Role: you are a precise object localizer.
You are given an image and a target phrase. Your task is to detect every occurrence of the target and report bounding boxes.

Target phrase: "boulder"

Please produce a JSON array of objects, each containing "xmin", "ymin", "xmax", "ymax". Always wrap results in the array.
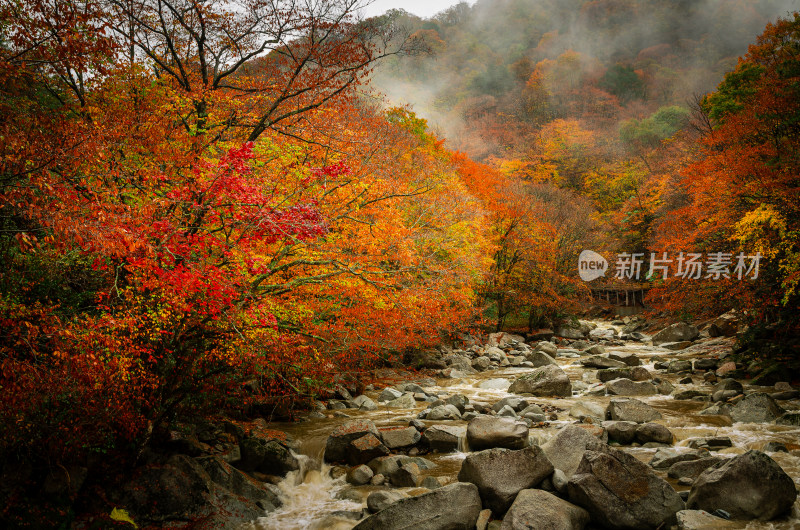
[
  {"xmin": 472, "ymin": 356, "xmax": 492, "ymax": 371},
  {"xmin": 390, "ymin": 462, "xmax": 420, "ymax": 487},
  {"xmin": 605, "ymin": 378, "xmax": 657, "ymax": 396},
  {"xmin": 492, "ymin": 396, "xmax": 530, "ymax": 413},
  {"xmin": 445, "ymin": 394, "xmax": 470, "ymax": 413},
  {"xmin": 708, "ymin": 311, "xmax": 741, "ymax": 337},
  {"xmin": 541, "ymin": 424, "xmax": 603, "ymax": 478},
  {"xmin": 667, "ymin": 360, "xmax": 693, "ymax": 373},
  {"xmin": 590, "ymin": 328, "xmax": 617, "ymax": 340},
  {"xmin": 567, "ymin": 443, "xmax": 685, "ymax": 529},
  {"xmin": 352, "ymin": 395, "xmax": 378, "ymax": 411},
  {"xmin": 118, "ymin": 454, "xmax": 275, "ymax": 527},
  {"xmin": 347, "ymin": 433, "xmax": 390, "ymax": 465},
  {"xmin": 730, "ymin": 393, "xmax": 785, "ymax": 423},
  {"xmin": 197, "ymin": 456, "xmax": 281, "ymax": 512},
  {"xmin": 500, "ymin": 489, "xmax": 590, "ymax": 530},
  {"xmin": 583, "ymin": 344, "xmax": 605, "ymax": 356},
  {"xmin": 380, "ymin": 427, "xmax": 421, "ymax": 450},
  {"xmin": 427, "ymin": 404, "xmax": 462, "ymax": 421},
  {"xmin": 603, "ymin": 421, "xmax": 638, "ymax": 445},
  {"xmin": 366, "ymin": 490, "xmax": 408, "ymax": 513},
  {"xmin": 597, "ymin": 367, "xmax": 652, "ymax": 383},
  {"xmin": 238, "ymin": 438, "xmax": 299, "ymax": 476},
  {"xmin": 581, "ymin": 356, "xmax": 628, "ymax": 369},
  {"xmin": 367, "ymin": 455, "xmax": 436, "ymax": 477},
  {"xmin": 569, "ymin": 401, "xmax": 606, "ymax": 423},
  {"xmin": 523, "ymin": 350, "xmax": 558, "ymax": 367},
  {"xmin": 652, "ymin": 323, "xmax": 699, "ymax": 345},
  {"xmin": 346, "ymin": 464, "xmax": 374, "ymax": 485},
  {"xmin": 378, "ymin": 387, "xmax": 403, "ymax": 402},
  {"xmin": 557, "ymin": 325, "xmax": 586, "ymax": 340},
  {"xmin": 422, "ymin": 425, "xmax": 463, "ymax": 452},
  {"xmin": 668, "ymin": 457, "xmax": 725, "ymax": 480},
  {"xmin": 649, "ymin": 449, "xmax": 704, "ymax": 470},
  {"xmin": 535, "ymin": 341, "xmax": 558, "ymax": 356},
  {"xmin": 353, "ymin": 482, "xmax": 482, "ymax": 529},
  {"xmin": 466, "ymin": 416, "xmax": 529, "ymax": 451},
  {"xmin": 458, "ymin": 446, "xmax": 554, "ymax": 515},
  {"xmin": 508, "ymin": 364, "xmax": 572, "ymax": 397},
  {"xmin": 635, "ymin": 423, "xmax": 673, "ymax": 444},
  {"xmin": 607, "ymin": 352, "xmax": 641, "ymax": 366},
  {"xmin": 606, "ymin": 398, "xmax": 662, "ymax": 423},
  {"xmin": 687, "ymin": 450, "xmax": 797, "ymax": 520},
  {"xmin": 384, "ymin": 393, "xmax": 416, "ymax": 409}
]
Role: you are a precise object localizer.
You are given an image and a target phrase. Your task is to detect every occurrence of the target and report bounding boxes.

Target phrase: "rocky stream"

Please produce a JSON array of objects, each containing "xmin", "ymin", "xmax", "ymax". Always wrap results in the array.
[{"xmin": 121, "ymin": 316, "xmax": 800, "ymax": 529}]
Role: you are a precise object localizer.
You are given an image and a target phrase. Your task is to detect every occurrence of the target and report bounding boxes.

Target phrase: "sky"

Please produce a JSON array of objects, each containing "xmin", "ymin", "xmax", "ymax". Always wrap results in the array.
[{"xmin": 358, "ymin": 0, "xmax": 476, "ymax": 19}]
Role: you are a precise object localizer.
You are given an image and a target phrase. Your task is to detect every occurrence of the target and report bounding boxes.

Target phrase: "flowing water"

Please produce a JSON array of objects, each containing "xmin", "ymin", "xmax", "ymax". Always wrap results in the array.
[{"xmin": 244, "ymin": 322, "xmax": 800, "ymax": 529}]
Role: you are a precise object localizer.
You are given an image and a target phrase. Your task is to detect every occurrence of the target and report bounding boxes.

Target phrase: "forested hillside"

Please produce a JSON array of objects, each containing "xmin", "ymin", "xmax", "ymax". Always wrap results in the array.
[{"xmin": 371, "ymin": 0, "xmax": 800, "ymax": 337}]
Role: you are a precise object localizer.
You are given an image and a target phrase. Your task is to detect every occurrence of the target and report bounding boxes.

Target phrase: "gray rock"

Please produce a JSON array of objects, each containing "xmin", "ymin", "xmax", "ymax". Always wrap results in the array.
[
  {"xmin": 347, "ymin": 433, "xmax": 390, "ymax": 465},
  {"xmin": 649, "ymin": 449, "xmax": 704, "ymax": 470},
  {"xmin": 686, "ymin": 437, "xmax": 733, "ymax": 451},
  {"xmin": 366, "ymin": 490, "xmax": 408, "ymax": 513},
  {"xmin": 427, "ymin": 404, "xmax": 462, "ymax": 421},
  {"xmin": 445, "ymin": 394, "xmax": 470, "ymax": 413},
  {"xmin": 467, "ymin": 416, "xmax": 529, "ymax": 451},
  {"xmin": 524, "ymin": 350, "xmax": 558, "ymax": 367},
  {"xmin": 535, "ymin": 341, "xmax": 558, "ymax": 356},
  {"xmin": 687, "ymin": 450, "xmax": 797, "ymax": 520},
  {"xmin": 694, "ymin": 358, "xmax": 719, "ymax": 371},
  {"xmin": 458, "ymin": 446, "xmax": 554, "ymax": 515},
  {"xmin": 668, "ymin": 457, "xmax": 725, "ymax": 480},
  {"xmin": 777, "ymin": 412, "xmax": 800, "ymax": 425},
  {"xmin": 390, "ymin": 462, "xmax": 420, "ymax": 487},
  {"xmin": 652, "ymin": 323, "xmax": 699, "ymax": 345},
  {"xmin": 479, "ymin": 378, "xmax": 511, "ymax": 390},
  {"xmin": 605, "ymin": 378, "xmax": 658, "ymax": 396},
  {"xmin": 508, "ymin": 364, "xmax": 572, "ymax": 397},
  {"xmin": 583, "ymin": 344, "xmax": 605, "ymax": 356},
  {"xmin": 197, "ymin": 456, "xmax": 281, "ymax": 514},
  {"xmin": 380, "ymin": 427, "xmax": 421, "ymax": 450},
  {"xmin": 472, "ymin": 356, "xmax": 492, "ymax": 371},
  {"xmin": 602, "ymin": 421, "xmax": 638, "ymax": 444},
  {"xmin": 673, "ymin": 388, "xmax": 710, "ymax": 400},
  {"xmin": 606, "ymin": 398, "xmax": 662, "ymax": 423},
  {"xmin": 421, "ymin": 476, "xmax": 442, "ymax": 490},
  {"xmin": 590, "ymin": 328, "xmax": 617, "ymax": 340},
  {"xmin": 379, "ymin": 387, "xmax": 403, "ymax": 402},
  {"xmin": 635, "ymin": 423, "xmax": 673, "ymax": 444},
  {"xmin": 492, "ymin": 396, "xmax": 530, "ymax": 413},
  {"xmin": 581, "ymin": 355, "xmax": 628, "ymax": 369},
  {"xmin": 730, "ymin": 393, "xmax": 785, "ymax": 423},
  {"xmin": 346, "ymin": 464, "xmax": 374, "ymax": 485},
  {"xmin": 675, "ymin": 510, "xmax": 740, "ymax": 529},
  {"xmin": 542, "ymin": 424, "xmax": 604, "ymax": 478},
  {"xmin": 422, "ymin": 425, "xmax": 464, "ymax": 452},
  {"xmin": 607, "ymin": 352, "xmax": 641, "ymax": 366},
  {"xmin": 667, "ymin": 360, "xmax": 693, "ymax": 373},
  {"xmin": 367, "ymin": 455, "xmax": 436, "ymax": 477},
  {"xmin": 385, "ymin": 393, "xmax": 417, "ymax": 409},
  {"xmin": 354, "ymin": 482, "xmax": 482, "ymax": 529},
  {"xmin": 597, "ymin": 367, "xmax": 652, "ymax": 383},
  {"xmin": 353, "ymin": 395, "xmax": 378, "ymax": 411},
  {"xmin": 500, "ymin": 489, "xmax": 590, "ymax": 530},
  {"xmin": 238, "ymin": 438, "xmax": 299, "ymax": 476},
  {"xmin": 567, "ymin": 443, "xmax": 685, "ymax": 529},
  {"xmin": 569, "ymin": 401, "xmax": 606, "ymax": 423},
  {"xmin": 497, "ymin": 405, "xmax": 517, "ymax": 418}
]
